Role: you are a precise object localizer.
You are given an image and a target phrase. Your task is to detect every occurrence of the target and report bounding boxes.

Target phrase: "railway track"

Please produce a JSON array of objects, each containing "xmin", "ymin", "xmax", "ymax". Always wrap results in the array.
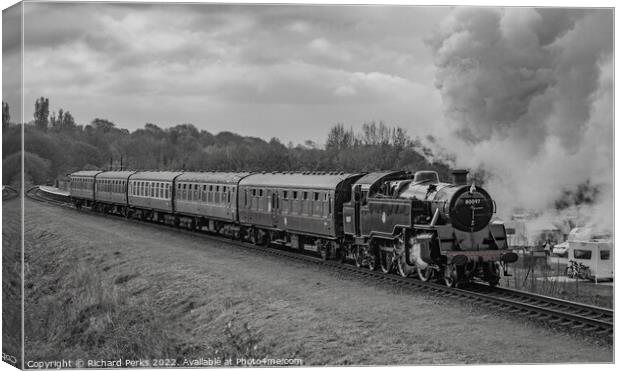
[
  {"xmin": 2, "ymin": 185, "xmax": 19, "ymax": 201},
  {"xmin": 27, "ymin": 186, "xmax": 614, "ymax": 342}
]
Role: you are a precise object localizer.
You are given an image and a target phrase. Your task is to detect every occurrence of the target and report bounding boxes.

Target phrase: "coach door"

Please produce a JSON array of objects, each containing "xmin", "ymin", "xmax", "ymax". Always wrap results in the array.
[{"xmin": 268, "ymin": 190, "xmax": 279, "ymax": 227}]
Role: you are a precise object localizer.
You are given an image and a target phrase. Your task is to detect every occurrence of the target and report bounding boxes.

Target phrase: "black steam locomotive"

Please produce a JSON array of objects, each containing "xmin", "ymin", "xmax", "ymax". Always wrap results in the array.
[{"xmin": 69, "ymin": 168, "xmax": 517, "ymax": 287}]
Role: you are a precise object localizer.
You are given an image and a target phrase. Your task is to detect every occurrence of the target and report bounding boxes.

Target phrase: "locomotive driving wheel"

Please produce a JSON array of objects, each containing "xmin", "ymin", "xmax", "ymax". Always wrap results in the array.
[
  {"xmin": 379, "ymin": 247, "xmax": 394, "ymax": 274},
  {"xmin": 444, "ymin": 264, "xmax": 458, "ymax": 288},
  {"xmin": 353, "ymin": 246, "xmax": 364, "ymax": 268},
  {"xmin": 395, "ymin": 239, "xmax": 415, "ymax": 277},
  {"xmin": 367, "ymin": 247, "xmax": 378, "ymax": 271}
]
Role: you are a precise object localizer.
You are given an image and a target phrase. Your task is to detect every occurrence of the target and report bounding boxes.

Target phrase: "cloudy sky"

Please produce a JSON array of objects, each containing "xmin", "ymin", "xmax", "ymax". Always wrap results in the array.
[{"xmin": 4, "ymin": 1, "xmax": 450, "ymax": 145}]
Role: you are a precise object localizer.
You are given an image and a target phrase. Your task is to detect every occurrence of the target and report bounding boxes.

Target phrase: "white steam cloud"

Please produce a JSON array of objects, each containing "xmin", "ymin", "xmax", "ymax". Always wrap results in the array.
[{"xmin": 428, "ymin": 8, "xmax": 613, "ymax": 231}]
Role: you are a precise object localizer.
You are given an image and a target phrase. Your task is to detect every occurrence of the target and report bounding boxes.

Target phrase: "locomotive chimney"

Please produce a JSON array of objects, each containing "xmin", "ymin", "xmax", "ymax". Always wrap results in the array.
[{"xmin": 452, "ymin": 169, "xmax": 468, "ymax": 185}]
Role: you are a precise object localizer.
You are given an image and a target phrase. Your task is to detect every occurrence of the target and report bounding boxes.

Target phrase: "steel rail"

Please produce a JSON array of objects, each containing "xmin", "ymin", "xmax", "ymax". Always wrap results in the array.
[{"xmin": 28, "ymin": 186, "xmax": 614, "ymax": 341}]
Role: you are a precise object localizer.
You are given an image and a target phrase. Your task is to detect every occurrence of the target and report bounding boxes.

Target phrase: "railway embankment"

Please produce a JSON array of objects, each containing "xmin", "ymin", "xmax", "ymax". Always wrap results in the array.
[{"xmin": 20, "ymin": 198, "xmax": 612, "ymax": 364}]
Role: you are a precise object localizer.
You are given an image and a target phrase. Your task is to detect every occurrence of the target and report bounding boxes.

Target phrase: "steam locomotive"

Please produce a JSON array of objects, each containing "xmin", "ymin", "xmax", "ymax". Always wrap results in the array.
[{"xmin": 68, "ymin": 168, "xmax": 518, "ymax": 287}]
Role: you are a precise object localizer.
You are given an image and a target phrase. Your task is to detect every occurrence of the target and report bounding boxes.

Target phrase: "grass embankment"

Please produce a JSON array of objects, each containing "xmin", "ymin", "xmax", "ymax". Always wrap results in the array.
[
  {"xmin": 23, "ymin": 226, "xmax": 267, "ymax": 363},
  {"xmin": 2, "ymin": 199, "xmax": 23, "ymax": 368}
]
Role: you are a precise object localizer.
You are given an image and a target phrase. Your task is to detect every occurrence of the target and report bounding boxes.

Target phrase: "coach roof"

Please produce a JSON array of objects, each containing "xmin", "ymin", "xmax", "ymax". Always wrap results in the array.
[
  {"xmin": 240, "ymin": 172, "xmax": 362, "ymax": 190},
  {"xmin": 177, "ymin": 172, "xmax": 251, "ymax": 184},
  {"xmin": 96, "ymin": 171, "xmax": 137, "ymax": 179},
  {"xmin": 69, "ymin": 170, "xmax": 103, "ymax": 178},
  {"xmin": 129, "ymin": 171, "xmax": 184, "ymax": 182}
]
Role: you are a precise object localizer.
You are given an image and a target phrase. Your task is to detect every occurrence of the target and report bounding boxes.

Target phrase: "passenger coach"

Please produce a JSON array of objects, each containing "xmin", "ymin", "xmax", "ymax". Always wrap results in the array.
[
  {"xmin": 94, "ymin": 170, "xmax": 136, "ymax": 214},
  {"xmin": 127, "ymin": 171, "xmax": 183, "ymax": 221},
  {"xmin": 174, "ymin": 172, "xmax": 250, "ymax": 237},
  {"xmin": 237, "ymin": 171, "xmax": 363, "ymax": 257},
  {"xmin": 68, "ymin": 170, "xmax": 103, "ymax": 207}
]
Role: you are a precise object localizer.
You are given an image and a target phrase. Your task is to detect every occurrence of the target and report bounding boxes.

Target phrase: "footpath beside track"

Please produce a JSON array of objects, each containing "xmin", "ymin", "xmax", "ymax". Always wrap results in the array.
[{"xmin": 28, "ymin": 185, "xmax": 614, "ymax": 343}]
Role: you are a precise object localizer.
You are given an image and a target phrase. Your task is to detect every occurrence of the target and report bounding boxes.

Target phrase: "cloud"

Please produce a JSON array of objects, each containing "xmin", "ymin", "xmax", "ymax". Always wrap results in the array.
[{"xmin": 8, "ymin": 2, "xmax": 450, "ymax": 147}]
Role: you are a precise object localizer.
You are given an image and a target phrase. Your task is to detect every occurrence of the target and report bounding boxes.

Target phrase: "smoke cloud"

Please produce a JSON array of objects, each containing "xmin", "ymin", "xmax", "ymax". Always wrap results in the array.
[{"xmin": 428, "ymin": 8, "xmax": 613, "ymax": 231}]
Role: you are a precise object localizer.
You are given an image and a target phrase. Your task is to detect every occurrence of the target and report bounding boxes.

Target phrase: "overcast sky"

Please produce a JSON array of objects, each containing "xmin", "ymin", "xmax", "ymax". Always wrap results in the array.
[{"xmin": 3, "ymin": 2, "xmax": 451, "ymax": 144}]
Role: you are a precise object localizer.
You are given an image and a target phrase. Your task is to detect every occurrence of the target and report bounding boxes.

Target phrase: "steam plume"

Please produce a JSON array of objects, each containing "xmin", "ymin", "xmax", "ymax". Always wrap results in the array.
[{"xmin": 428, "ymin": 8, "xmax": 612, "ymax": 231}]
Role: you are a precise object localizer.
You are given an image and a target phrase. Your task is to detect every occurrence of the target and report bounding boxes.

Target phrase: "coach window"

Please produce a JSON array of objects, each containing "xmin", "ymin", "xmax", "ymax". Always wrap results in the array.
[
  {"xmin": 195, "ymin": 184, "xmax": 200, "ymax": 200},
  {"xmin": 156, "ymin": 183, "xmax": 160, "ymax": 198},
  {"xmin": 259, "ymin": 189, "xmax": 263, "ymax": 197},
  {"xmin": 182, "ymin": 184, "xmax": 186, "ymax": 200}
]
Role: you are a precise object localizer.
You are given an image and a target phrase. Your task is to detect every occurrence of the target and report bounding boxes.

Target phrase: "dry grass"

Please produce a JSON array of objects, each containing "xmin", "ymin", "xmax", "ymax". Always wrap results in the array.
[
  {"xmin": 2, "ymin": 200, "xmax": 23, "ymax": 367},
  {"xmin": 24, "ymin": 233, "xmax": 178, "ymax": 361}
]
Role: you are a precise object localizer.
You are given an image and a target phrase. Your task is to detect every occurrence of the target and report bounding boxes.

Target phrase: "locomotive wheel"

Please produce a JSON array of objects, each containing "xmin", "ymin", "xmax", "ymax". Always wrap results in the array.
[
  {"xmin": 395, "ymin": 240, "xmax": 415, "ymax": 277},
  {"xmin": 444, "ymin": 264, "xmax": 458, "ymax": 288},
  {"xmin": 379, "ymin": 249, "xmax": 394, "ymax": 274},
  {"xmin": 367, "ymin": 249, "xmax": 378, "ymax": 271},
  {"xmin": 416, "ymin": 264, "xmax": 432, "ymax": 282},
  {"xmin": 353, "ymin": 246, "xmax": 364, "ymax": 268}
]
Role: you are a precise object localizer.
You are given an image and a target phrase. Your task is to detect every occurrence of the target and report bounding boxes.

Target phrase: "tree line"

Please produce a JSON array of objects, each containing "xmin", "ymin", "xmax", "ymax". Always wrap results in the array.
[{"xmin": 2, "ymin": 98, "xmax": 452, "ymax": 186}]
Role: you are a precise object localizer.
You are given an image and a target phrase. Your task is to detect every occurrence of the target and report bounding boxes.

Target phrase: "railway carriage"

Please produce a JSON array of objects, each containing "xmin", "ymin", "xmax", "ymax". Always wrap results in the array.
[
  {"xmin": 127, "ymin": 171, "xmax": 183, "ymax": 221},
  {"xmin": 237, "ymin": 172, "xmax": 363, "ymax": 256},
  {"xmin": 68, "ymin": 170, "xmax": 103, "ymax": 207},
  {"xmin": 174, "ymin": 172, "xmax": 250, "ymax": 236},
  {"xmin": 94, "ymin": 171, "xmax": 136, "ymax": 214}
]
